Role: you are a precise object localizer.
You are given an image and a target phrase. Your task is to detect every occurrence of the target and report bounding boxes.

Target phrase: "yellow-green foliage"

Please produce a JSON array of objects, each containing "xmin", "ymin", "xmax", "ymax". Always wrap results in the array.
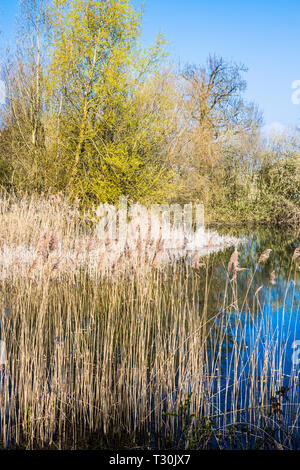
[
  {"xmin": 0, "ymin": 2, "xmax": 298, "ymax": 225},
  {"xmin": 45, "ymin": 0, "xmax": 174, "ymax": 205}
]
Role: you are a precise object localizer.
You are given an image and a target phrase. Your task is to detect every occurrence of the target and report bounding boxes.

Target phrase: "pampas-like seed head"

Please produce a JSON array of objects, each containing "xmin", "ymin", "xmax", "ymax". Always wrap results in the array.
[
  {"xmin": 270, "ymin": 270, "xmax": 276, "ymax": 285},
  {"xmin": 292, "ymin": 246, "xmax": 300, "ymax": 261},
  {"xmin": 228, "ymin": 248, "xmax": 239, "ymax": 280},
  {"xmin": 258, "ymin": 249, "xmax": 272, "ymax": 264}
]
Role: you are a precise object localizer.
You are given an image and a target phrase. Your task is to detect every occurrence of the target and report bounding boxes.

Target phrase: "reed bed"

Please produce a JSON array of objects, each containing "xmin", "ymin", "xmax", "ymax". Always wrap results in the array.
[
  {"xmin": 0, "ymin": 193, "xmax": 298, "ymax": 449},
  {"xmin": 0, "ymin": 193, "xmax": 240, "ymax": 280}
]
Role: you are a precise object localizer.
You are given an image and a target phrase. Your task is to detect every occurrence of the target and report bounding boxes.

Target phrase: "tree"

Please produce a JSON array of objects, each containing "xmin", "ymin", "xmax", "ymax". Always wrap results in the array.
[
  {"xmin": 45, "ymin": 0, "xmax": 173, "ymax": 204},
  {"xmin": 169, "ymin": 55, "xmax": 262, "ymax": 206},
  {"xmin": 181, "ymin": 56, "xmax": 251, "ymax": 135},
  {"xmin": 257, "ymin": 132, "xmax": 300, "ymax": 223},
  {"xmin": 0, "ymin": 0, "xmax": 47, "ymax": 190}
]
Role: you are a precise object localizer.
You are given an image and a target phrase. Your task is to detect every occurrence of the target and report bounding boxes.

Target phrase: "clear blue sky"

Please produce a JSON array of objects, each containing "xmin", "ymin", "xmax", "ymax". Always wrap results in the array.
[{"xmin": 1, "ymin": 0, "xmax": 300, "ymax": 129}]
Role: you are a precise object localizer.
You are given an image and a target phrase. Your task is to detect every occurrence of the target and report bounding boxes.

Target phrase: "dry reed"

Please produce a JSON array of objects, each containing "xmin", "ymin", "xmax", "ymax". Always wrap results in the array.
[{"xmin": 0, "ymin": 194, "xmax": 298, "ymax": 449}]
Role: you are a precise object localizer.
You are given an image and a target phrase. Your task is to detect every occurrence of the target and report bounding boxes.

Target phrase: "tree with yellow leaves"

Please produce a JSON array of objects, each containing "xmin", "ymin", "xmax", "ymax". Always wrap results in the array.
[{"xmin": 46, "ymin": 0, "xmax": 174, "ymax": 205}]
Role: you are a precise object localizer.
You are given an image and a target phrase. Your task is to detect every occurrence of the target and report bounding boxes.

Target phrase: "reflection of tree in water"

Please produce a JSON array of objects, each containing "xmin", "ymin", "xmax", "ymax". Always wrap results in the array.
[
  {"xmin": 178, "ymin": 226, "xmax": 300, "ymax": 372},
  {"xmin": 201, "ymin": 225, "xmax": 299, "ymax": 310}
]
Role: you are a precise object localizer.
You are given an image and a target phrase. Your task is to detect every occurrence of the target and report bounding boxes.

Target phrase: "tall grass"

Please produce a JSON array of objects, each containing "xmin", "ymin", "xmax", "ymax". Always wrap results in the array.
[{"xmin": 0, "ymin": 194, "xmax": 298, "ymax": 449}]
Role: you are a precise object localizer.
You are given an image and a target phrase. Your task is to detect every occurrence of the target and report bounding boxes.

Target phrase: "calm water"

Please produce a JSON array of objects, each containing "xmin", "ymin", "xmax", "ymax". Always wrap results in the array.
[
  {"xmin": 199, "ymin": 225, "xmax": 300, "ymax": 447},
  {"xmin": 209, "ymin": 225, "xmax": 300, "ymax": 365},
  {"xmin": 145, "ymin": 225, "xmax": 300, "ymax": 449}
]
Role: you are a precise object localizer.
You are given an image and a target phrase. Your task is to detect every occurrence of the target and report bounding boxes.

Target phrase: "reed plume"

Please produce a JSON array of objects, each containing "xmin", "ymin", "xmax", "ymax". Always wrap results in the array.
[{"xmin": 258, "ymin": 249, "xmax": 272, "ymax": 263}]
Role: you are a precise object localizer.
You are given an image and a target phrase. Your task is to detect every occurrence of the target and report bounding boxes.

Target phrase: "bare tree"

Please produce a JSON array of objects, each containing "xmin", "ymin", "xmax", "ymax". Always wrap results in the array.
[{"xmin": 0, "ymin": 0, "xmax": 47, "ymax": 189}]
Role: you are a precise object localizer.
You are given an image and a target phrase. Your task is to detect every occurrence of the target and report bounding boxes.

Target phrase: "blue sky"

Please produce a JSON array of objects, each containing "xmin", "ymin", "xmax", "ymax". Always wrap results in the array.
[{"xmin": 1, "ymin": 0, "xmax": 300, "ymax": 130}]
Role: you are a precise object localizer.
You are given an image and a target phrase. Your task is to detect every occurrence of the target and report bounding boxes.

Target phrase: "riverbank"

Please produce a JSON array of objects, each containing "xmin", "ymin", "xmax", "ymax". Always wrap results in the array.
[{"xmin": 0, "ymin": 194, "xmax": 298, "ymax": 449}]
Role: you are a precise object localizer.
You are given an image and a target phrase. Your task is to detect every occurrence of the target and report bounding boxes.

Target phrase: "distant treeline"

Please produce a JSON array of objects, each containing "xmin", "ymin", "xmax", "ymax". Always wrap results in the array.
[{"xmin": 0, "ymin": 0, "xmax": 299, "ymax": 225}]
